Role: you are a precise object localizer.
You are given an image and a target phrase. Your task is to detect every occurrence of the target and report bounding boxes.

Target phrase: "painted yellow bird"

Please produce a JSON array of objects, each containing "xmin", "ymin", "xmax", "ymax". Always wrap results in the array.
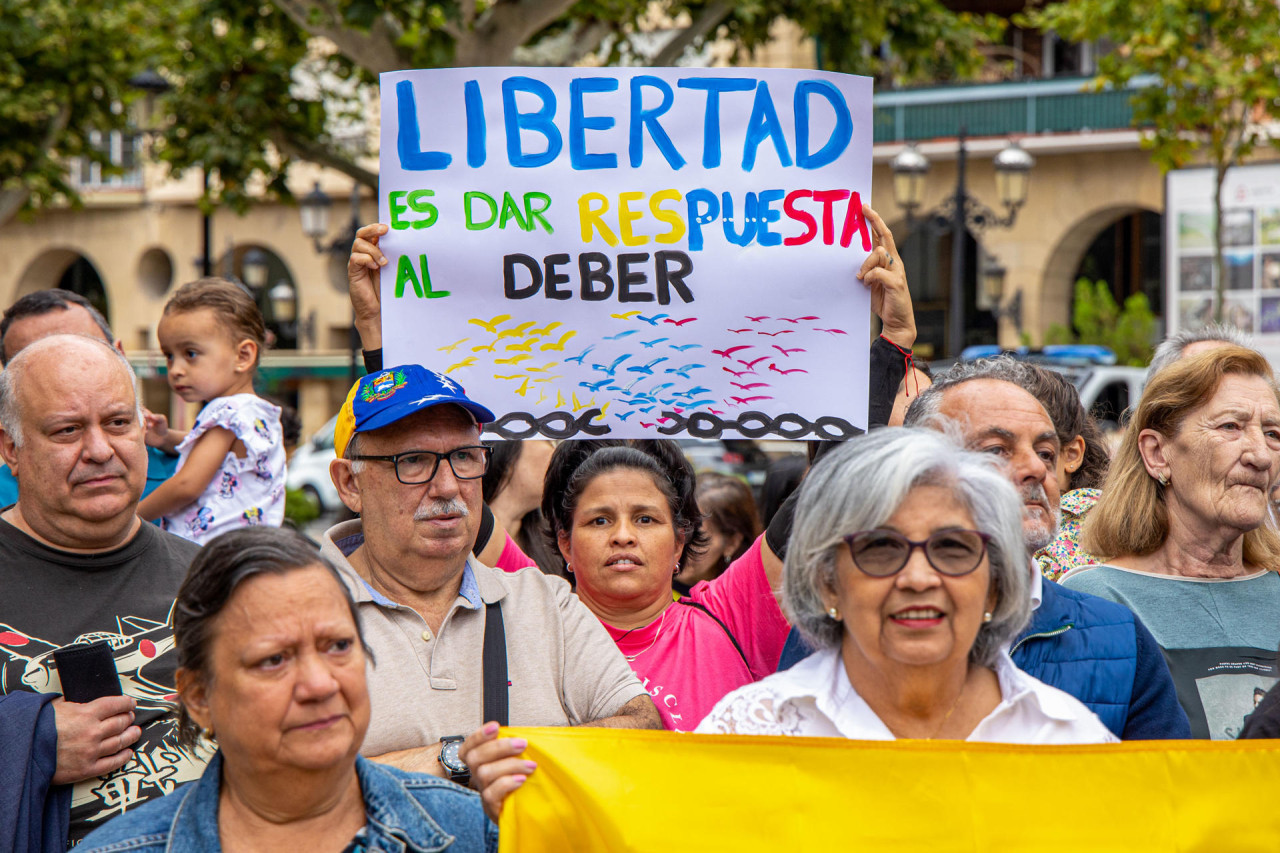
[
  {"xmin": 610, "ymin": 311, "xmax": 642, "ymax": 320},
  {"xmin": 555, "ymin": 391, "xmax": 566, "ymax": 408},
  {"xmin": 496, "ymin": 321, "xmax": 536, "ymax": 339},
  {"xmin": 571, "ymin": 393, "xmax": 597, "ymax": 412},
  {"xmin": 468, "ymin": 314, "xmax": 511, "ymax": 334},
  {"xmin": 493, "ymin": 374, "xmax": 526, "ymax": 381},
  {"xmin": 446, "ymin": 356, "xmax": 476, "ymax": 372},
  {"xmin": 525, "ymin": 361, "xmax": 560, "ymax": 373},
  {"xmin": 514, "ymin": 377, "xmax": 532, "ymax": 397},
  {"xmin": 504, "ymin": 340, "xmax": 535, "ymax": 352},
  {"xmin": 437, "ymin": 337, "xmax": 469, "ymax": 353},
  {"xmin": 494, "ymin": 354, "xmax": 531, "ymax": 365},
  {"xmin": 539, "ymin": 331, "xmax": 578, "ymax": 351},
  {"xmin": 471, "ymin": 341, "xmax": 497, "ymax": 353},
  {"xmin": 536, "ymin": 388, "xmax": 547, "ymax": 404},
  {"xmin": 533, "ymin": 374, "xmax": 562, "ymax": 383},
  {"xmin": 529, "ymin": 321, "xmax": 562, "ymax": 337}
]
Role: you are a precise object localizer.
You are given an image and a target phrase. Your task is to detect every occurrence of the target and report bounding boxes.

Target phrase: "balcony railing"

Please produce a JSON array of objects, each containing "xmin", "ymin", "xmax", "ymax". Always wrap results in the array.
[
  {"xmin": 68, "ymin": 130, "xmax": 144, "ymax": 190},
  {"xmin": 873, "ymin": 75, "xmax": 1158, "ymax": 144}
]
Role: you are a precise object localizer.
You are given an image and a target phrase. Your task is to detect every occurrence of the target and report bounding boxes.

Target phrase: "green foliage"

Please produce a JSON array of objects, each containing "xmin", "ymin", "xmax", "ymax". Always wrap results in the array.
[
  {"xmin": 284, "ymin": 486, "xmax": 321, "ymax": 526},
  {"xmin": 0, "ymin": 0, "xmax": 158, "ymax": 218},
  {"xmin": 1023, "ymin": 0, "xmax": 1280, "ymax": 323},
  {"xmin": 1048, "ymin": 278, "xmax": 1156, "ymax": 366}
]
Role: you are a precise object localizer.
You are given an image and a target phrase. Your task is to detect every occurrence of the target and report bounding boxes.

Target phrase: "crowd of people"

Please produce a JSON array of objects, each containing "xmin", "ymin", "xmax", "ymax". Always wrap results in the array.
[{"xmin": 2, "ymin": 205, "xmax": 1278, "ymax": 852}]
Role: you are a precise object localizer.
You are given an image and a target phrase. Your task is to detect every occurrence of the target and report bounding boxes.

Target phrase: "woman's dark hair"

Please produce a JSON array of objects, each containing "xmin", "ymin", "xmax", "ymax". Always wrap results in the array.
[
  {"xmin": 483, "ymin": 439, "xmax": 564, "ymax": 576},
  {"xmin": 758, "ymin": 454, "xmax": 807, "ymax": 528},
  {"xmin": 164, "ymin": 277, "xmax": 268, "ymax": 367},
  {"xmin": 542, "ymin": 439, "xmax": 708, "ymax": 568},
  {"xmin": 172, "ymin": 526, "xmax": 367, "ymax": 747},
  {"xmin": 1020, "ymin": 364, "xmax": 1109, "ymax": 490},
  {"xmin": 694, "ymin": 472, "xmax": 760, "ymax": 577}
]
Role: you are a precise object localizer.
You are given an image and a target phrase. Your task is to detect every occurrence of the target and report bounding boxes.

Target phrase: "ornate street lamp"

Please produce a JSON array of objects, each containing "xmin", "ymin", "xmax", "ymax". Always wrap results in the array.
[
  {"xmin": 890, "ymin": 143, "xmax": 930, "ymax": 222},
  {"xmin": 299, "ymin": 182, "xmax": 334, "ymax": 252}
]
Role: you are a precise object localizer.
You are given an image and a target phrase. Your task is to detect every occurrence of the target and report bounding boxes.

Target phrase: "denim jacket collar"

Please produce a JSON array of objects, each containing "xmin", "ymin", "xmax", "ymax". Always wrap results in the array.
[{"xmin": 166, "ymin": 752, "xmax": 455, "ymax": 853}]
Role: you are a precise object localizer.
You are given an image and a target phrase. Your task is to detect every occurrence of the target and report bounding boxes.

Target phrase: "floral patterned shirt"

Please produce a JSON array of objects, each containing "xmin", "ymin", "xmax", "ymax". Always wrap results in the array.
[
  {"xmin": 160, "ymin": 394, "xmax": 285, "ymax": 544},
  {"xmin": 1036, "ymin": 488, "xmax": 1102, "ymax": 582}
]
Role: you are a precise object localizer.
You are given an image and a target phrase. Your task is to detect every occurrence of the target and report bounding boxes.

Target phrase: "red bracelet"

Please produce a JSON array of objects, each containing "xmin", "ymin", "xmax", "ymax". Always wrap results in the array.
[{"xmin": 879, "ymin": 335, "xmax": 919, "ymax": 397}]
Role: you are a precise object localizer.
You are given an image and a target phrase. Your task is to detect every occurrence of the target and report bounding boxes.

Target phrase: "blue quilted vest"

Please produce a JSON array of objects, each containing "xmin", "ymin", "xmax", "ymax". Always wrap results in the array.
[{"xmin": 1011, "ymin": 578, "xmax": 1136, "ymax": 738}]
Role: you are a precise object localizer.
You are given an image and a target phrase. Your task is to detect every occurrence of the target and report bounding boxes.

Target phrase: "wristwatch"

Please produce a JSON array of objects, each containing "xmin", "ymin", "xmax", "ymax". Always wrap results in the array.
[{"xmin": 438, "ymin": 735, "xmax": 470, "ymax": 785}]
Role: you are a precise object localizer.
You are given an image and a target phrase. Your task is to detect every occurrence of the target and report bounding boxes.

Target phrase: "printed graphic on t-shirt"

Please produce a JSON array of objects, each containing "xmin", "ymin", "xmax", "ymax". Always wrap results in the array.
[
  {"xmin": 0, "ymin": 613, "xmax": 208, "ymax": 841},
  {"xmin": 1162, "ymin": 646, "xmax": 1280, "ymax": 739}
]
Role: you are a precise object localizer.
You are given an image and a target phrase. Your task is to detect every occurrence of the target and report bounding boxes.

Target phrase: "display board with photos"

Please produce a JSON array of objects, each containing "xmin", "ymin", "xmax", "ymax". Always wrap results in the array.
[{"xmin": 1166, "ymin": 164, "xmax": 1280, "ymax": 352}]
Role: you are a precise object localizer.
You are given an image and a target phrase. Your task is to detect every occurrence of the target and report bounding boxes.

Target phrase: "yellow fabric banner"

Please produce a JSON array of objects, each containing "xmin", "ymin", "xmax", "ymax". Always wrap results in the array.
[{"xmin": 499, "ymin": 727, "xmax": 1280, "ymax": 852}]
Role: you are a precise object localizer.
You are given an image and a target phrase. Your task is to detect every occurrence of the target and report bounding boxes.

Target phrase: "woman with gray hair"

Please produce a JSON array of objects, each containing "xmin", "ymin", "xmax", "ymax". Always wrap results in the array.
[{"xmin": 697, "ymin": 428, "xmax": 1116, "ymax": 742}]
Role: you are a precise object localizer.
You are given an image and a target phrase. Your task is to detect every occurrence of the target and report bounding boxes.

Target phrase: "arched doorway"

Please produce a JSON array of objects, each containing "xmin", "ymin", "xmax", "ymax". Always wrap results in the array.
[
  {"xmin": 214, "ymin": 244, "xmax": 299, "ymax": 350},
  {"xmin": 14, "ymin": 249, "xmax": 110, "ymax": 324},
  {"xmin": 1074, "ymin": 210, "xmax": 1163, "ymax": 320},
  {"xmin": 1041, "ymin": 205, "xmax": 1164, "ymax": 338}
]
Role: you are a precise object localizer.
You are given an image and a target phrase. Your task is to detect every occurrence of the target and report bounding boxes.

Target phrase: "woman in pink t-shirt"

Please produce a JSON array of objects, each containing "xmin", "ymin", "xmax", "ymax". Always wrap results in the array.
[{"xmin": 541, "ymin": 440, "xmax": 791, "ymax": 731}]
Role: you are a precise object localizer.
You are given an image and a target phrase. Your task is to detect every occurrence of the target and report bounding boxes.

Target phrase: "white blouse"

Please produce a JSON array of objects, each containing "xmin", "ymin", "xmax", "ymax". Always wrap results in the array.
[{"xmin": 696, "ymin": 646, "xmax": 1118, "ymax": 744}]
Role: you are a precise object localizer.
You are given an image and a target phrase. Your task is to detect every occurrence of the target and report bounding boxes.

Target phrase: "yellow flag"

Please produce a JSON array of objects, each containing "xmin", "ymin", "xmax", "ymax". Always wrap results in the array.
[{"xmin": 499, "ymin": 727, "xmax": 1280, "ymax": 852}]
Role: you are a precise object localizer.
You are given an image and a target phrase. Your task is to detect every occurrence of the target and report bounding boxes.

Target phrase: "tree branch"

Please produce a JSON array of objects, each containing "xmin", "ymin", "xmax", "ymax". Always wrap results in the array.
[
  {"xmin": 272, "ymin": 0, "xmax": 405, "ymax": 74},
  {"xmin": 648, "ymin": 0, "xmax": 734, "ymax": 67},
  {"xmin": 458, "ymin": 0, "xmax": 581, "ymax": 66},
  {"xmin": 512, "ymin": 17, "xmax": 617, "ymax": 66},
  {"xmin": 274, "ymin": 130, "xmax": 378, "ymax": 190}
]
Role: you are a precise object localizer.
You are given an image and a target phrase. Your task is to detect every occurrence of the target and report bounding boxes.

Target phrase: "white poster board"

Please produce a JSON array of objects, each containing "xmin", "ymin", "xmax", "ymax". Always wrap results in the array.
[
  {"xmin": 379, "ymin": 67, "xmax": 872, "ymax": 440},
  {"xmin": 1166, "ymin": 163, "xmax": 1280, "ymax": 365}
]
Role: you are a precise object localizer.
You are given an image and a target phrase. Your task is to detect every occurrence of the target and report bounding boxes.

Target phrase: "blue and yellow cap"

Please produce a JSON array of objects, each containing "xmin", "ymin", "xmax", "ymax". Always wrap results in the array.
[{"xmin": 334, "ymin": 365, "xmax": 495, "ymax": 458}]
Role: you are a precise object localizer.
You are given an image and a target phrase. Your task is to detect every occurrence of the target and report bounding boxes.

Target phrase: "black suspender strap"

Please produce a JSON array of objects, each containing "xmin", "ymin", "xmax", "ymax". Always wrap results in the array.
[{"xmin": 482, "ymin": 601, "xmax": 509, "ymax": 726}]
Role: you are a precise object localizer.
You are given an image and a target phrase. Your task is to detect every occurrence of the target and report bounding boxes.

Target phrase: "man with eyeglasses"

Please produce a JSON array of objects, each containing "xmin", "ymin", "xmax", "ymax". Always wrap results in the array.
[{"xmin": 322, "ymin": 365, "xmax": 660, "ymax": 783}]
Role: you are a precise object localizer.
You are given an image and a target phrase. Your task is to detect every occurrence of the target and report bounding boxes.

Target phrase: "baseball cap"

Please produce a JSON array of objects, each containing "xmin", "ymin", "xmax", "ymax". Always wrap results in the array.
[{"xmin": 333, "ymin": 364, "xmax": 496, "ymax": 458}]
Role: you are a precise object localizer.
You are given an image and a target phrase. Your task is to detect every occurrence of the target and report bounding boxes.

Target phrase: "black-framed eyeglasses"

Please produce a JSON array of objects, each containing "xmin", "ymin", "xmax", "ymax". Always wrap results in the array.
[
  {"xmin": 349, "ymin": 445, "xmax": 492, "ymax": 485},
  {"xmin": 841, "ymin": 529, "xmax": 992, "ymax": 577}
]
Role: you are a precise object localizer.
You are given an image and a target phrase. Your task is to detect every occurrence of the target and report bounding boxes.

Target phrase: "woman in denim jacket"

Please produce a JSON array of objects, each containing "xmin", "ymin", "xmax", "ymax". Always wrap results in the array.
[{"xmin": 79, "ymin": 527, "xmax": 496, "ymax": 853}]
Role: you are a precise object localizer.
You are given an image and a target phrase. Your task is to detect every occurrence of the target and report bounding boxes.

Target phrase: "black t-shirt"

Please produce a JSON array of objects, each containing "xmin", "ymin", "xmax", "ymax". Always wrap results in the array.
[{"xmin": 0, "ymin": 518, "xmax": 204, "ymax": 845}]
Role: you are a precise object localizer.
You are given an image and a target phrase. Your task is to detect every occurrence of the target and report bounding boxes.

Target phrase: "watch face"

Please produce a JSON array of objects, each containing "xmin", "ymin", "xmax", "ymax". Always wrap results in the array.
[{"xmin": 442, "ymin": 740, "xmax": 465, "ymax": 770}]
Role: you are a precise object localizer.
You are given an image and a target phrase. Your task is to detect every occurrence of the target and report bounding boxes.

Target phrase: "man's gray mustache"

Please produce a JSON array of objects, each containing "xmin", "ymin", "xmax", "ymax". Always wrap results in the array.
[{"xmin": 414, "ymin": 499, "xmax": 471, "ymax": 521}]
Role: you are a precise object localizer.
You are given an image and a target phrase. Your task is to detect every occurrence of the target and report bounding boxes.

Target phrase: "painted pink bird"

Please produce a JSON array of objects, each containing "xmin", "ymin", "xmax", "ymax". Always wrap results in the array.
[
  {"xmin": 713, "ymin": 345, "xmax": 753, "ymax": 358},
  {"xmin": 773, "ymin": 345, "xmax": 806, "ymax": 356},
  {"xmin": 769, "ymin": 364, "xmax": 809, "ymax": 375},
  {"xmin": 814, "ymin": 328, "xmax": 848, "ymax": 335},
  {"xmin": 730, "ymin": 395, "xmax": 773, "ymax": 405},
  {"xmin": 664, "ymin": 317, "xmax": 697, "ymax": 326}
]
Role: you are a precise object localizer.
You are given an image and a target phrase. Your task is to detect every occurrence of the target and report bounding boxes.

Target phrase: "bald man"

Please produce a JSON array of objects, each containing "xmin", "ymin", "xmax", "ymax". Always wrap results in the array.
[{"xmin": 0, "ymin": 335, "xmax": 204, "ymax": 844}]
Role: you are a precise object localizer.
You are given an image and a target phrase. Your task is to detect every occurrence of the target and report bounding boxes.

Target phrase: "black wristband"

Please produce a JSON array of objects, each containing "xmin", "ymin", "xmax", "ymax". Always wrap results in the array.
[
  {"xmin": 362, "ymin": 347, "xmax": 383, "ymax": 373},
  {"xmin": 473, "ymin": 502, "xmax": 495, "ymax": 557},
  {"xmin": 765, "ymin": 490, "xmax": 799, "ymax": 561}
]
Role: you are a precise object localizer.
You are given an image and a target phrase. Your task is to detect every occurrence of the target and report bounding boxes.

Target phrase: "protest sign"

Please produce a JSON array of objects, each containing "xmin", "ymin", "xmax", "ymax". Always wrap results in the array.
[{"xmin": 378, "ymin": 67, "xmax": 872, "ymax": 440}]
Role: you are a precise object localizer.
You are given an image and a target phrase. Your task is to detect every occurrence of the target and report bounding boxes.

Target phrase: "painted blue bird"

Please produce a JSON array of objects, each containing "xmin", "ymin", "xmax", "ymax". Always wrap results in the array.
[
  {"xmin": 565, "ymin": 344, "xmax": 596, "ymax": 365},
  {"xmin": 636, "ymin": 313, "xmax": 670, "ymax": 326},
  {"xmin": 578, "ymin": 378, "xmax": 612, "ymax": 392},
  {"xmin": 640, "ymin": 337, "xmax": 670, "ymax": 348},
  {"xmin": 669, "ymin": 343, "xmax": 702, "ymax": 352},
  {"xmin": 592, "ymin": 353, "xmax": 632, "ymax": 375},
  {"xmin": 605, "ymin": 329, "xmax": 639, "ymax": 341},
  {"xmin": 626, "ymin": 357, "xmax": 669, "ymax": 375},
  {"xmin": 663, "ymin": 363, "xmax": 705, "ymax": 379}
]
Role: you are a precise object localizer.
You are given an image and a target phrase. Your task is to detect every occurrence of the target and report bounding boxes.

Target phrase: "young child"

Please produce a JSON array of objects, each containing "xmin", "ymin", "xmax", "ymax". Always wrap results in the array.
[{"xmin": 138, "ymin": 278, "xmax": 286, "ymax": 543}]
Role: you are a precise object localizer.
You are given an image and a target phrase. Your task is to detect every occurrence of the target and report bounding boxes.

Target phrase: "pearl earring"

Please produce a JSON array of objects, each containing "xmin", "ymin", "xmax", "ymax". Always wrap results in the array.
[
  {"xmin": 1157, "ymin": 472, "xmax": 1169, "ymax": 487},
  {"xmin": 565, "ymin": 562, "xmax": 573, "ymax": 573},
  {"xmin": 827, "ymin": 607, "xmax": 840, "ymax": 621},
  {"xmin": 982, "ymin": 612, "xmax": 993, "ymax": 623}
]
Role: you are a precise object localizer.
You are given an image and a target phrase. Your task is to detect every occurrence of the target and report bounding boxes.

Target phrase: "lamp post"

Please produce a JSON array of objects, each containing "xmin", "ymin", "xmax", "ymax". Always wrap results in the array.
[
  {"xmin": 127, "ymin": 69, "xmax": 217, "ymax": 278},
  {"xmin": 300, "ymin": 180, "xmax": 363, "ymax": 384},
  {"xmin": 891, "ymin": 129, "xmax": 1034, "ymax": 355}
]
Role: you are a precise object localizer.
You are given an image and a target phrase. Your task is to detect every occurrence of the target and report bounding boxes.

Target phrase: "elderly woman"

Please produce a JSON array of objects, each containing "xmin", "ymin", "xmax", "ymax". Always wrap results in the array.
[
  {"xmin": 697, "ymin": 428, "xmax": 1115, "ymax": 742},
  {"xmin": 1066, "ymin": 345, "xmax": 1280, "ymax": 739},
  {"xmin": 538, "ymin": 439, "xmax": 790, "ymax": 732},
  {"xmin": 78, "ymin": 528, "xmax": 496, "ymax": 852}
]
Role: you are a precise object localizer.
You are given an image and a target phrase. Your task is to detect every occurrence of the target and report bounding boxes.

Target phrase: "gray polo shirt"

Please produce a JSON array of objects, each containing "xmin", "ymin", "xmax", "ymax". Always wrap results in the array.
[{"xmin": 320, "ymin": 520, "xmax": 646, "ymax": 755}]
